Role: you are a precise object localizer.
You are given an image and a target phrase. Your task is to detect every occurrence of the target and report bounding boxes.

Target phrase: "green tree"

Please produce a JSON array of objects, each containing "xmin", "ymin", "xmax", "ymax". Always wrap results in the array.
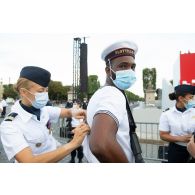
[
  {"xmin": 125, "ymin": 90, "xmax": 144, "ymax": 102},
  {"xmin": 3, "ymin": 84, "xmax": 18, "ymax": 99},
  {"xmin": 48, "ymin": 80, "xmax": 70, "ymax": 101},
  {"xmin": 88, "ymin": 75, "xmax": 100, "ymax": 98},
  {"xmin": 143, "ymin": 68, "xmax": 156, "ymax": 92}
]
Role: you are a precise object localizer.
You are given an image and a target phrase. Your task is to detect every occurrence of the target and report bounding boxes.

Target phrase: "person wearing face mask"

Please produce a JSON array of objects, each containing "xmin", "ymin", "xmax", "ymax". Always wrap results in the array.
[
  {"xmin": 0, "ymin": 66, "xmax": 90, "ymax": 163},
  {"xmin": 82, "ymin": 41, "xmax": 138, "ymax": 163},
  {"xmin": 159, "ymin": 84, "xmax": 195, "ymax": 163}
]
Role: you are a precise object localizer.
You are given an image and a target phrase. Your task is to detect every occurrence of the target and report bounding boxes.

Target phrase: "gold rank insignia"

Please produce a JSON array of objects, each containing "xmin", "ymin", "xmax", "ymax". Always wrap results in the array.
[{"xmin": 35, "ymin": 143, "xmax": 42, "ymax": 147}]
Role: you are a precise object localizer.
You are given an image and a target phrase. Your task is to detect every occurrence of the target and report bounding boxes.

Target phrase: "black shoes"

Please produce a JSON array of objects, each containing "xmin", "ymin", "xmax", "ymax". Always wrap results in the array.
[
  {"xmin": 69, "ymin": 159, "xmax": 75, "ymax": 163},
  {"xmin": 78, "ymin": 159, "xmax": 82, "ymax": 163},
  {"xmin": 69, "ymin": 158, "xmax": 83, "ymax": 163}
]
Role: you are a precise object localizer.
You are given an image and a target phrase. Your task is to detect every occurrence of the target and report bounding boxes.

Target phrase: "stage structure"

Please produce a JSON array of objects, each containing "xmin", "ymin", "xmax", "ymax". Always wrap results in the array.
[{"xmin": 72, "ymin": 37, "xmax": 88, "ymax": 100}]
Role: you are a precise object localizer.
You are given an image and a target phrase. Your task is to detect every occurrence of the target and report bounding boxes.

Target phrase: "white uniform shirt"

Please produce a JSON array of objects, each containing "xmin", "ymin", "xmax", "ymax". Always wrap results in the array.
[
  {"xmin": 82, "ymin": 86, "xmax": 134, "ymax": 163},
  {"xmin": 0, "ymin": 100, "xmax": 61, "ymax": 161},
  {"xmin": 159, "ymin": 106, "xmax": 195, "ymax": 146}
]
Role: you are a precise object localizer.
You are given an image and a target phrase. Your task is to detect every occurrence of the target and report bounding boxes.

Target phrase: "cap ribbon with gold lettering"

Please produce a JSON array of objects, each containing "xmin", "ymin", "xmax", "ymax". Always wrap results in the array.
[
  {"xmin": 105, "ymin": 48, "xmax": 135, "ymax": 63},
  {"xmin": 101, "ymin": 40, "xmax": 138, "ymax": 64}
]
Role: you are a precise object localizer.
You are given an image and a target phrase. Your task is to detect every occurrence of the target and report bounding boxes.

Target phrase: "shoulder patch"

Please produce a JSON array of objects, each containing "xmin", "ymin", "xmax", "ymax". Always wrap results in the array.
[
  {"xmin": 163, "ymin": 108, "xmax": 170, "ymax": 112},
  {"xmin": 4, "ymin": 113, "xmax": 18, "ymax": 121}
]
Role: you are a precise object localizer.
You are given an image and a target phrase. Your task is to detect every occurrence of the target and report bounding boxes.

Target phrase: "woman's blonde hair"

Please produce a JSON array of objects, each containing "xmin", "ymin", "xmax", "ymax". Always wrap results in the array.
[{"xmin": 14, "ymin": 78, "xmax": 34, "ymax": 93}]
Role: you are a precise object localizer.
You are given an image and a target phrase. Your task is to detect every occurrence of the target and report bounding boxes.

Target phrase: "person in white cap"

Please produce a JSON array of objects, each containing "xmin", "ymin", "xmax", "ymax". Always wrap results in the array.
[{"xmin": 82, "ymin": 40, "xmax": 138, "ymax": 162}]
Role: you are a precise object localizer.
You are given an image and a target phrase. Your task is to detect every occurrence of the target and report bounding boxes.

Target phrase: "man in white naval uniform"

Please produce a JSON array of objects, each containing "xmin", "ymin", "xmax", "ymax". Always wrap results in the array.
[{"xmin": 83, "ymin": 41, "xmax": 138, "ymax": 163}]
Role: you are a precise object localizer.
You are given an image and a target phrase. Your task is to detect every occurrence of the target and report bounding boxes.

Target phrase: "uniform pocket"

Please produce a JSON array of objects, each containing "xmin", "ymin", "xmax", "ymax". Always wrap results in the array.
[{"xmin": 23, "ymin": 131, "xmax": 47, "ymax": 152}]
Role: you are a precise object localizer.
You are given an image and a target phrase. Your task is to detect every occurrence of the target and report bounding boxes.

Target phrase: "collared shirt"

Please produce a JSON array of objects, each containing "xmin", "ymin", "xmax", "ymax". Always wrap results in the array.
[
  {"xmin": 82, "ymin": 86, "xmax": 134, "ymax": 163},
  {"xmin": 0, "ymin": 100, "xmax": 61, "ymax": 161},
  {"xmin": 20, "ymin": 101, "xmax": 41, "ymax": 120},
  {"xmin": 159, "ymin": 106, "xmax": 195, "ymax": 146}
]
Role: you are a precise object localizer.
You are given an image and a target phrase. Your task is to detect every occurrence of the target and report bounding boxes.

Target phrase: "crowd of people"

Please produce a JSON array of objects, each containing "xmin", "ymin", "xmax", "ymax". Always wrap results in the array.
[{"xmin": 0, "ymin": 40, "xmax": 195, "ymax": 163}]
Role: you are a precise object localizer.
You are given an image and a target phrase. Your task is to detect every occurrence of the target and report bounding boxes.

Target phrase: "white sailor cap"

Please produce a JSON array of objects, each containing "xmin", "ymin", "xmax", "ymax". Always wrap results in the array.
[{"xmin": 101, "ymin": 40, "xmax": 138, "ymax": 63}]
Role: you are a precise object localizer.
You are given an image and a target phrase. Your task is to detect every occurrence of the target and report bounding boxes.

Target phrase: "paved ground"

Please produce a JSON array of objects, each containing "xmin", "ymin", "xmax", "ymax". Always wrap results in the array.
[{"xmin": 0, "ymin": 104, "xmax": 87, "ymax": 163}]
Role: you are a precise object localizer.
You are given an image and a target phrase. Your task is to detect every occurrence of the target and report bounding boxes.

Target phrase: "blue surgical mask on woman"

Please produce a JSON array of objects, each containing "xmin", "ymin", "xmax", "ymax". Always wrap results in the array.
[
  {"xmin": 32, "ymin": 92, "xmax": 49, "ymax": 109},
  {"xmin": 110, "ymin": 67, "xmax": 136, "ymax": 90},
  {"xmin": 184, "ymin": 99, "xmax": 195, "ymax": 109},
  {"xmin": 24, "ymin": 89, "xmax": 49, "ymax": 109}
]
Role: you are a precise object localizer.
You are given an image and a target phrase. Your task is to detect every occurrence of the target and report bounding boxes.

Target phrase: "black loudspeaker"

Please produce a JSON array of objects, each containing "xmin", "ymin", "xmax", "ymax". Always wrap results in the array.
[{"xmin": 80, "ymin": 43, "xmax": 88, "ymax": 93}]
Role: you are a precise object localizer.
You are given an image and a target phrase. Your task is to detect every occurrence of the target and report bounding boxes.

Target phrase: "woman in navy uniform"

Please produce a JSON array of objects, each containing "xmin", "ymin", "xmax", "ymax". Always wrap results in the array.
[
  {"xmin": 0, "ymin": 66, "xmax": 90, "ymax": 163},
  {"xmin": 159, "ymin": 84, "xmax": 195, "ymax": 163}
]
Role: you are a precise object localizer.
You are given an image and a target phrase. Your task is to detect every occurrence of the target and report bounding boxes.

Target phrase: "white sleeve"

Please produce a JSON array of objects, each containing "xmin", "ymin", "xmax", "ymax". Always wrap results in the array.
[
  {"xmin": 45, "ymin": 106, "xmax": 61, "ymax": 123},
  {"xmin": 0, "ymin": 122, "xmax": 29, "ymax": 161},
  {"xmin": 159, "ymin": 112, "xmax": 170, "ymax": 132},
  {"xmin": 93, "ymin": 88, "xmax": 126, "ymax": 127}
]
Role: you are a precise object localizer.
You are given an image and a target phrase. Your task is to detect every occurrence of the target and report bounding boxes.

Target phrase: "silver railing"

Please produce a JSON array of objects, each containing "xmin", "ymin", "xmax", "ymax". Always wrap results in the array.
[
  {"xmin": 57, "ymin": 119, "xmax": 169, "ymax": 162},
  {"xmin": 136, "ymin": 122, "xmax": 168, "ymax": 162}
]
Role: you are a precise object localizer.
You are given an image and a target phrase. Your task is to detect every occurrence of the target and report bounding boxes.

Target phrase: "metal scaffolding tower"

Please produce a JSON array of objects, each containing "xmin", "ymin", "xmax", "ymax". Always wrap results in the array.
[{"xmin": 72, "ymin": 37, "xmax": 81, "ymax": 100}]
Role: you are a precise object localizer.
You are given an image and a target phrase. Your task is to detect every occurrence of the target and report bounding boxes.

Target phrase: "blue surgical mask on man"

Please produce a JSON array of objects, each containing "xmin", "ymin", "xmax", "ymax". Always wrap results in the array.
[{"xmin": 109, "ymin": 64, "xmax": 136, "ymax": 90}]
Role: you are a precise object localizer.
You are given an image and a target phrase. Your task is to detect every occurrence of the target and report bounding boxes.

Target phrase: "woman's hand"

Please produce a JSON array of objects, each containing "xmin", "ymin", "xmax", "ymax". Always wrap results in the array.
[
  {"xmin": 60, "ymin": 108, "xmax": 86, "ymax": 120},
  {"xmin": 71, "ymin": 108, "xmax": 86, "ymax": 120},
  {"xmin": 71, "ymin": 123, "xmax": 90, "ymax": 146},
  {"xmin": 187, "ymin": 135, "xmax": 195, "ymax": 158},
  {"xmin": 160, "ymin": 131, "xmax": 192, "ymax": 143},
  {"xmin": 178, "ymin": 134, "xmax": 192, "ymax": 143}
]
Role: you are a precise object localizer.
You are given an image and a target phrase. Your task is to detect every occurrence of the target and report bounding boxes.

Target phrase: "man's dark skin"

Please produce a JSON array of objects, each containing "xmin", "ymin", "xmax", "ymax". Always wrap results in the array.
[{"xmin": 89, "ymin": 55, "xmax": 136, "ymax": 162}]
